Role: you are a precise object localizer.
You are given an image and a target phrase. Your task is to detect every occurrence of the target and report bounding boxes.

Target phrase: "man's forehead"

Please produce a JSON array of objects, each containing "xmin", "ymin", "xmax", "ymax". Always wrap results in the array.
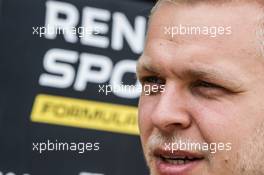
[
  {"xmin": 147, "ymin": 1, "xmax": 262, "ymax": 42},
  {"xmin": 142, "ymin": 1, "xmax": 264, "ymax": 72}
]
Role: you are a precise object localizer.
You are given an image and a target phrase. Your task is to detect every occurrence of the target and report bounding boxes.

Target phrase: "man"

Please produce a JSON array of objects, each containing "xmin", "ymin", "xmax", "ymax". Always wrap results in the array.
[{"xmin": 137, "ymin": 0, "xmax": 264, "ymax": 175}]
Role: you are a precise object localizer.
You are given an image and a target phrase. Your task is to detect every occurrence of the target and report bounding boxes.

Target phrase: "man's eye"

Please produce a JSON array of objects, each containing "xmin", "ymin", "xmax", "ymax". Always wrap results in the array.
[
  {"xmin": 192, "ymin": 81, "xmax": 227, "ymax": 99},
  {"xmin": 195, "ymin": 81, "xmax": 221, "ymax": 88},
  {"xmin": 140, "ymin": 76, "xmax": 166, "ymax": 96}
]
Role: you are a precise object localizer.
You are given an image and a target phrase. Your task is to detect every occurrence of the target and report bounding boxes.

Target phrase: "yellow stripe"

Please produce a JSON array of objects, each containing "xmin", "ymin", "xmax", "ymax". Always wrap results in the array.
[{"xmin": 31, "ymin": 94, "xmax": 139, "ymax": 135}]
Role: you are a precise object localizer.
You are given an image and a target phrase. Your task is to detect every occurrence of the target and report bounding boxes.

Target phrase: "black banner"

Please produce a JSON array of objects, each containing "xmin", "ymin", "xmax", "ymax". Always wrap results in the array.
[{"xmin": 0, "ymin": 0, "xmax": 154, "ymax": 174}]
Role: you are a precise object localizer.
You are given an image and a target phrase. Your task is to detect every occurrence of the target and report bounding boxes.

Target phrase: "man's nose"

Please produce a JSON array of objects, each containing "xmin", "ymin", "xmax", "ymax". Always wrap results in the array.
[{"xmin": 150, "ymin": 84, "xmax": 192, "ymax": 134}]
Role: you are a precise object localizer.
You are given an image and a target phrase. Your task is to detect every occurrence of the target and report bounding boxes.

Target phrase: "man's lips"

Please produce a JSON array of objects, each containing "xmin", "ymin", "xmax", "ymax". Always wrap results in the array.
[{"xmin": 153, "ymin": 148, "xmax": 205, "ymax": 175}]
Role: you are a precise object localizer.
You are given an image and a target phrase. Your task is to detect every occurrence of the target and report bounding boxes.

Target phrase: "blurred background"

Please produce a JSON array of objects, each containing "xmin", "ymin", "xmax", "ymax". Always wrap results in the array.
[{"xmin": 0, "ymin": 0, "xmax": 155, "ymax": 174}]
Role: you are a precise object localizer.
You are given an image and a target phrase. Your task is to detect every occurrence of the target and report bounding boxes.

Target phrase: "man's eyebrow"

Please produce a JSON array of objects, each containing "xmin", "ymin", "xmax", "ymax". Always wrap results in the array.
[
  {"xmin": 181, "ymin": 68, "xmax": 224, "ymax": 80},
  {"xmin": 180, "ymin": 68, "xmax": 243, "ymax": 89},
  {"xmin": 136, "ymin": 59, "xmax": 162, "ymax": 79},
  {"xmin": 137, "ymin": 60, "xmax": 243, "ymax": 89},
  {"xmin": 137, "ymin": 59, "xmax": 233, "ymax": 80}
]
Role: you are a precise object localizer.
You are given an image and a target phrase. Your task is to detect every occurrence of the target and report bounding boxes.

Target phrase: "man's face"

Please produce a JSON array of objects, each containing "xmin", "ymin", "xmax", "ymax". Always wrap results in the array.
[{"xmin": 137, "ymin": 2, "xmax": 264, "ymax": 175}]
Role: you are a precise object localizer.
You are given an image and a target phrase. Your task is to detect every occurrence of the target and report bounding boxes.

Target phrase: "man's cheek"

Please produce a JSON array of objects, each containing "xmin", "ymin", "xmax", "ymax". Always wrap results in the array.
[
  {"xmin": 192, "ymin": 99, "xmax": 238, "ymax": 129},
  {"xmin": 138, "ymin": 104, "xmax": 154, "ymax": 139}
]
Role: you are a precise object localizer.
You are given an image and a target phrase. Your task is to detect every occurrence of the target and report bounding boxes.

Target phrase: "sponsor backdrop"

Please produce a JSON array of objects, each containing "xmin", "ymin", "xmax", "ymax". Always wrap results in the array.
[{"xmin": 0, "ymin": 0, "xmax": 154, "ymax": 174}]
